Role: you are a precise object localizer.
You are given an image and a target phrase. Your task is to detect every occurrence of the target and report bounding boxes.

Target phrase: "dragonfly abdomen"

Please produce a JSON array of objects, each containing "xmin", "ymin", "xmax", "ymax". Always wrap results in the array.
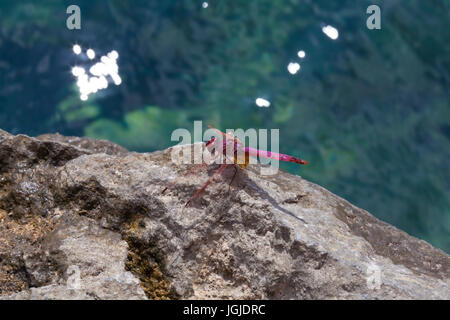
[{"xmin": 245, "ymin": 147, "xmax": 308, "ymax": 165}]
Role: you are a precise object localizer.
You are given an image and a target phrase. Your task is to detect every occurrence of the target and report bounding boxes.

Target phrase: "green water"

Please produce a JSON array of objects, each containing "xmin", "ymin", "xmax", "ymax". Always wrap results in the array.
[{"xmin": 0, "ymin": 0, "xmax": 449, "ymax": 252}]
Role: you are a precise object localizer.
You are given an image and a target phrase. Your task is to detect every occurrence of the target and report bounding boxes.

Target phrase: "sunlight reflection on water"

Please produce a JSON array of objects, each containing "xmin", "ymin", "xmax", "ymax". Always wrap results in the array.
[
  {"xmin": 255, "ymin": 97, "xmax": 270, "ymax": 107},
  {"xmin": 287, "ymin": 62, "xmax": 301, "ymax": 75},
  {"xmin": 71, "ymin": 45, "xmax": 121, "ymax": 101},
  {"xmin": 322, "ymin": 25, "xmax": 339, "ymax": 40}
]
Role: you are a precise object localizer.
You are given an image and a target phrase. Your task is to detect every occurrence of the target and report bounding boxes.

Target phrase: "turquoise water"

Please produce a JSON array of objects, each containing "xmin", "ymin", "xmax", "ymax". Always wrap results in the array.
[{"xmin": 0, "ymin": 1, "xmax": 449, "ymax": 252}]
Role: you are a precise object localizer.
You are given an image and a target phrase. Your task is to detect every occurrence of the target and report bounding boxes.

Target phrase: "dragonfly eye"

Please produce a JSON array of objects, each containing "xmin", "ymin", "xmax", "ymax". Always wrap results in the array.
[{"xmin": 205, "ymin": 137, "xmax": 216, "ymax": 147}]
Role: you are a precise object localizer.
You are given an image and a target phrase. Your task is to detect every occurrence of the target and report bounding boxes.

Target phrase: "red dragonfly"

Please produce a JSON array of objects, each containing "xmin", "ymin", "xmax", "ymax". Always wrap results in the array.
[{"xmin": 162, "ymin": 125, "xmax": 308, "ymax": 207}]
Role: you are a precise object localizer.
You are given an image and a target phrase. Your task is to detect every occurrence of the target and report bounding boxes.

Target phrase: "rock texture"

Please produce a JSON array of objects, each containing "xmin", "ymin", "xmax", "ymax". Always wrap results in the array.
[{"xmin": 0, "ymin": 128, "xmax": 448, "ymax": 300}]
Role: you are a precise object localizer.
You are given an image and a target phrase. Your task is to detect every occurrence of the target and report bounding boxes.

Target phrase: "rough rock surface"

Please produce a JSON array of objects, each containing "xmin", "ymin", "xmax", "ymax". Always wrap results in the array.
[{"xmin": 0, "ymin": 128, "xmax": 448, "ymax": 300}]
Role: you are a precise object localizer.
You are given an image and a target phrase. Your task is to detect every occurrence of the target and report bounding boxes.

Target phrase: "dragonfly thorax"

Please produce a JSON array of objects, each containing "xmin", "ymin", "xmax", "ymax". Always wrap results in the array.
[{"xmin": 205, "ymin": 134, "xmax": 249, "ymax": 167}]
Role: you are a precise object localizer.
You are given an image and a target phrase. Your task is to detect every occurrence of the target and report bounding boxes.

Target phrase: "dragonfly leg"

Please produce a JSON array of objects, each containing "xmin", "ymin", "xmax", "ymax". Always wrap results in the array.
[
  {"xmin": 228, "ymin": 165, "xmax": 238, "ymax": 192},
  {"xmin": 185, "ymin": 163, "xmax": 229, "ymax": 207},
  {"xmin": 162, "ymin": 162, "xmax": 207, "ymax": 194}
]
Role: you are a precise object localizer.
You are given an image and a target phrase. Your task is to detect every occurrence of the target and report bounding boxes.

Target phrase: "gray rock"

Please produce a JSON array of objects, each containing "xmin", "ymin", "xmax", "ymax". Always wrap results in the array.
[
  {"xmin": 3, "ymin": 215, "xmax": 146, "ymax": 300},
  {"xmin": 0, "ymin": 130, "xmax": 448, "ymax": 299},
  {"xmin": 35, "ymin": 133, "xmax": 129, "ymax": 156}
]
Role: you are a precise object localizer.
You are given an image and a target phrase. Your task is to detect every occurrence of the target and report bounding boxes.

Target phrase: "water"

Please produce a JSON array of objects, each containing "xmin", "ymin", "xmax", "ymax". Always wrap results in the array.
[{"xmin": 0, "ymin": 0, "xmax": 449, "ymax": 252}]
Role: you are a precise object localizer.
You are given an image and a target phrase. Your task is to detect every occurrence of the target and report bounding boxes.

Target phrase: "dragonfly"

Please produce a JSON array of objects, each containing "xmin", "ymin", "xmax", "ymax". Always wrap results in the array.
[{"xmin": 162, "ymin": 125, "xmax": 308, "ymax": 207}]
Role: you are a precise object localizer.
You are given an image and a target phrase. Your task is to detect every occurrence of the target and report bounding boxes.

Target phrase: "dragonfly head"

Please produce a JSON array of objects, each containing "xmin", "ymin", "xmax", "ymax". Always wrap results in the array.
[
  {"xmin": 205, "ymin": 137, "xmax": 218, "ymax": 154},
  {"xmin": 205, "ymin": 137, "xmax": 216, "ymax": 148}
]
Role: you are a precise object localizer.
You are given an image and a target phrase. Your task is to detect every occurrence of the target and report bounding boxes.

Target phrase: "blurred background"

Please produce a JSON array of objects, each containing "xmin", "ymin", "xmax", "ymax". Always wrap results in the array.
[{"xmin": 0, "ymin": 0, "xmax": 449, "ymax": 253}]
